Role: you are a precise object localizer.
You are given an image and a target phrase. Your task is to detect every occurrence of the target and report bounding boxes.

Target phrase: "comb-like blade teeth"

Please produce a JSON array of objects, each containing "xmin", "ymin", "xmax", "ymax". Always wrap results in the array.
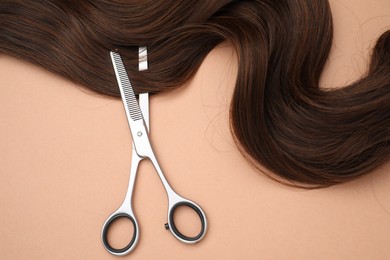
[{"xmin": 111, "ymin": 51, "xmax": 143, "ymax": 121}]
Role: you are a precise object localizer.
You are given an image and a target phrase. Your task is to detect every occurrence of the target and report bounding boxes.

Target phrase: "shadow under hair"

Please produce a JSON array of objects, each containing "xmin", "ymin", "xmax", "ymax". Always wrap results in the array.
[{"xmin": 1, "ymin": 0, "xmax": 389, "ymax": 187}]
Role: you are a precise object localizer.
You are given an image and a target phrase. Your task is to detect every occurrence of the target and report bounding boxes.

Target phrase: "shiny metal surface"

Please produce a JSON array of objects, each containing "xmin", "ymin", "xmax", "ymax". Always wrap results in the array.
[{"xmin": 102, "ymin": 50, "xmax": 207, "ymax": 256}]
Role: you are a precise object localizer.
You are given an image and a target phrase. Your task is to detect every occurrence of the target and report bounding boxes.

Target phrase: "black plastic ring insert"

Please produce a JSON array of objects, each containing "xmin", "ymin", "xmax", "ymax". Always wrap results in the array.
[
  {"xmin": 168, "ymin": 202, "xmax": 206, "ymax": 241},
  {"xmin": 102, "ymin": 213, "xmax": 137, "ymax": 254}
]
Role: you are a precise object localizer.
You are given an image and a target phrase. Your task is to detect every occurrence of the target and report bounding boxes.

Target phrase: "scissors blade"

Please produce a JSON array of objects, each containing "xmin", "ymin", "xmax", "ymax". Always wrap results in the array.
[
  {"xmin": 139, "ymin": 93, "xmax": 149, "ymax": 131},
  {"xmin": 138, "ymin": 46, "xmax": 148, "ymax": 71},
  {"xmin": 111, "ymin": 51, "xmax": 143, "ymax": 122},
  {"xmin": 138, "ymin": 46, "xmax": 149, "ymax": 131}
]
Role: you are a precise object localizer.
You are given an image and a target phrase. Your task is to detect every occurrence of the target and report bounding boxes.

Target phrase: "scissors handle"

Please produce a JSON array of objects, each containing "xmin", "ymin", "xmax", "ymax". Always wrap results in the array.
[
  {"xmin": 101, "ymin": 144, "xmax": 142, "ymax": 256},
  {"xmin": 166, "ymin": 198, "xmax": 207, "ymax": 243},
  {"xmin": 101, "ymin": 211, "xmax": 139, "ymax": 255}
]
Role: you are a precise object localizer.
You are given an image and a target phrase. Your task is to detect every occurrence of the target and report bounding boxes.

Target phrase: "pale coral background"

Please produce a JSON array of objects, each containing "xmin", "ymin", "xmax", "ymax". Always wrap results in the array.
[{"xmin": 1, "ymin": 0, "xmax": 389, "ymax": 259}]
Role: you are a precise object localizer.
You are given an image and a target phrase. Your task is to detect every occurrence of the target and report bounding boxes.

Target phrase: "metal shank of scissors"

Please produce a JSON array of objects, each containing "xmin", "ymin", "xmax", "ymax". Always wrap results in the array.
[{"xmin": 101, "ymin": 50, "xmax": 207, "ymax": 256}]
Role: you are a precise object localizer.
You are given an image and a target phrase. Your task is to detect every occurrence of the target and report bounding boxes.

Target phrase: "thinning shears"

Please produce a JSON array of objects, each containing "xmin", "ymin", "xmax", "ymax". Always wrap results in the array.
[{"xmin": 101, "ymin": 48, "xmax": 207, "ymax": 256}]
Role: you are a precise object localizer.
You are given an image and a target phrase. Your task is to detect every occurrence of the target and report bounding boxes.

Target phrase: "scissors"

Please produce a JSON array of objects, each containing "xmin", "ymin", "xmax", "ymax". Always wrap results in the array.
[{"xmin": 101, "ymin": 48, "xmax": 207, "ymax": 256}]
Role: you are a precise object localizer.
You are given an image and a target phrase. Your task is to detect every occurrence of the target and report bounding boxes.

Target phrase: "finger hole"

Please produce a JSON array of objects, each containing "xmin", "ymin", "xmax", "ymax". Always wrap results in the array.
[
  {"xmin": 169, "ymin": 202, "xmax": 205, "ymax": 241},
  {"xmin": 102, "ymin": 213, "xmax": 137, "ymax": 254}
]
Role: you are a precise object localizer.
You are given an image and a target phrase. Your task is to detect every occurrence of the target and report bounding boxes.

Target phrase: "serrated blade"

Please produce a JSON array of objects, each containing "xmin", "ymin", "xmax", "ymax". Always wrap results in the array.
[{"xmin": 111, "ymin": 51, "xmax": 143, "ymax": 122}]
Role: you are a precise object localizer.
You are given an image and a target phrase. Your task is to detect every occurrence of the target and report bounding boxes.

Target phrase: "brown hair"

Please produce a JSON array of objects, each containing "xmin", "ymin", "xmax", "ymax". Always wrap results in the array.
[{"xmin": 1, "ymin": 0, "xmax": 389, "ymax": 187}]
